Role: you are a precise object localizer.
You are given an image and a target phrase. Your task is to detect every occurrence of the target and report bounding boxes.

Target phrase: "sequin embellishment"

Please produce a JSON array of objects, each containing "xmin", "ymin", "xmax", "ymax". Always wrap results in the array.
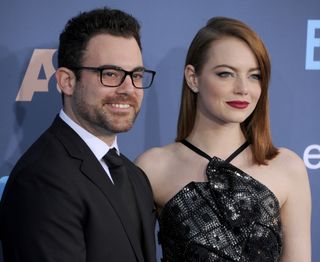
[{"xmin": 158, "ymin": 156, "xmax": 282, "ymax": 262}]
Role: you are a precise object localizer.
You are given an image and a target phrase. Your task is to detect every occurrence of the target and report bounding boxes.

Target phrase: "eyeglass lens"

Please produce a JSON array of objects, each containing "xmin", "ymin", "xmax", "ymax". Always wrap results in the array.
[{"xmin": 101, "ymin": 68, "xmax": 153, "ymax": 88}]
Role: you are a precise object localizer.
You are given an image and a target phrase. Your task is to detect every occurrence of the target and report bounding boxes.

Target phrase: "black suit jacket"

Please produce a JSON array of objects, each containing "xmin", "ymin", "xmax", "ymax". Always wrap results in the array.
[{"xmin": 0, "ymin": 116, "xmax": 156, "ymax": 262}]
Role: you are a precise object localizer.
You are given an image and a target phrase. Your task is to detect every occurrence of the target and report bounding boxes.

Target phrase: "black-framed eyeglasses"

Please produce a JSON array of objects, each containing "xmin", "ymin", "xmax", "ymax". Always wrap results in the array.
[{"xmin": 70, "ymin": 65, "xmax": 156, "ymax": 89}]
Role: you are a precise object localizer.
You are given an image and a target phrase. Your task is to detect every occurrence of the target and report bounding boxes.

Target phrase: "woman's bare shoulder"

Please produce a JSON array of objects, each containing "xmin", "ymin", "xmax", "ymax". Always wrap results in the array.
[
  {"xmin": 135, "ymin": 142, "xmax": 181, "ymax": 175},
  {"xmin": 268, "ymin": 147, "xmax": 309, "ymax": 195},
  {"xmin": 273, "ymin": 147, "xmax": 307, "ymax": 176}
]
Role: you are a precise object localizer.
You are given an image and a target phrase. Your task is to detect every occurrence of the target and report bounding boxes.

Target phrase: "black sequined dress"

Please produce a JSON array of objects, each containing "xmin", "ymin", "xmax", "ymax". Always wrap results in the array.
[{"xmin": 158, "ymin": 140, "xmax": 282, "ymax": 262}]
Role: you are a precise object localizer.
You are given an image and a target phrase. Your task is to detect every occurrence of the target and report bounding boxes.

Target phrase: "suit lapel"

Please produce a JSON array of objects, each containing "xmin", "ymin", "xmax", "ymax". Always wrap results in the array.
[
  {"xmin": 125, "ymin": 163, "xmax": 157, "ymax": 262},
  {"xmin": 50, "ymin": 117, "xmax": 144, "ymax": 262},
  {"xmin": 80, "ymin": 160, "xmax": 144, "ymax": 261}
]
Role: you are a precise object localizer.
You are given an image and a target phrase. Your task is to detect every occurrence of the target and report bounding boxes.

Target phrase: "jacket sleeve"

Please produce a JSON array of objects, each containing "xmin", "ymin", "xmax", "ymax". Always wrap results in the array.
[{"xmin": 0, "ymin": 165, "xmax": 86, "ymax": 262}]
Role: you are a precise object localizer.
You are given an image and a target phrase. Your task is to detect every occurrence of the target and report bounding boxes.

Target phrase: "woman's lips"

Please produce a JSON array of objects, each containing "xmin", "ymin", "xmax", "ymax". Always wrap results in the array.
[{"xmin": 226, "ymin": 101, "xmax": 249, "ymax": 109}]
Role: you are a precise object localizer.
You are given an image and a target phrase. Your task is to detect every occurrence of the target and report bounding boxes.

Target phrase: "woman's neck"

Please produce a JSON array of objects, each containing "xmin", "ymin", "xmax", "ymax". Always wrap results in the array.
[{"xmin": 187, "ymin": 118, "xmax": 247, "ymax": 160}]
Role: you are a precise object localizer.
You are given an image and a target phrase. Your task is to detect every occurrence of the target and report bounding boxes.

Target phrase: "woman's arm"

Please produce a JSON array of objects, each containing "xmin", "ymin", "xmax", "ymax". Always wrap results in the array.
[{"xmin": 279, "ymin": 149, "xmax": 312, "ymax": 262}]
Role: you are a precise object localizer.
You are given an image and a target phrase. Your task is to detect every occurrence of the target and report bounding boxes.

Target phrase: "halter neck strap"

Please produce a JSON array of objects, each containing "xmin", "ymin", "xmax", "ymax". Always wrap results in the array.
[{"xmin": 180, "ymin": 139, "xmax": 250, "ymax": 163}]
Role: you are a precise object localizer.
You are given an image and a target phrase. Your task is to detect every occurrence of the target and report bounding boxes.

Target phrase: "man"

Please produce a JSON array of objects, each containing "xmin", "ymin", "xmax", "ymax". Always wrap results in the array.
[{"xmin": 0, "ymin": 7, "xmax": 157, "ymax": 262}]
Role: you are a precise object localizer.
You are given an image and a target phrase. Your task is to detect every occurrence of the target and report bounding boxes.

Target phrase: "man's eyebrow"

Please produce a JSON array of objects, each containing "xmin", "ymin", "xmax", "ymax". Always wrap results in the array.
[{"xmin": 99, "ymin": 65, "xmax": 146, "ymax": 71}]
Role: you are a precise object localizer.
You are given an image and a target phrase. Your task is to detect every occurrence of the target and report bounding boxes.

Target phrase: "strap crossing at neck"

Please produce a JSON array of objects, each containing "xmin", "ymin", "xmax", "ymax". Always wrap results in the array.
[{"xmin": 180, "ymin": 139, "xmax": 250, "ymax": 163}]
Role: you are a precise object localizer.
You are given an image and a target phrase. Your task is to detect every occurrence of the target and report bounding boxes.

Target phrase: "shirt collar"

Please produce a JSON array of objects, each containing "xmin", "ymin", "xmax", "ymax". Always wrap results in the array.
[{"xmin": 59, "ymin": 109, "xmax": 120, "ymax": 160}]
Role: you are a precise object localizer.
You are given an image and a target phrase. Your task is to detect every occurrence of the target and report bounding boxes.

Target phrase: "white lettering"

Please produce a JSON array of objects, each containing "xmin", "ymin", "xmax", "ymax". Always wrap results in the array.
[
  {"xmin": 16, "ymin": 49, "xmax": 58, "ymax": 101},
  {"xmin": 303, "ymin": 144, "xmax": 320, "ymax": 169},
  {"xmin": 305, "ymin": 20, "xmax": 320, "ymax": 70}
]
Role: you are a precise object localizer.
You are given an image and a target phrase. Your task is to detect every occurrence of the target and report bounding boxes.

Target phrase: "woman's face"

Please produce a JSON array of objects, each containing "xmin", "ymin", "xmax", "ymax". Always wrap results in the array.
[{"xmin": 190, "ymin": 36, "xmax": 262, "ymax": 126}]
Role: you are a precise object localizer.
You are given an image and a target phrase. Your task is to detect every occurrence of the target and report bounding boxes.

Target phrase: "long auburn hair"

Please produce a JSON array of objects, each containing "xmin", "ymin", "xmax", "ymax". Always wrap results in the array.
[{"xmin": 176, "ymin": 17, "xmax": 278, "ymax": 165}]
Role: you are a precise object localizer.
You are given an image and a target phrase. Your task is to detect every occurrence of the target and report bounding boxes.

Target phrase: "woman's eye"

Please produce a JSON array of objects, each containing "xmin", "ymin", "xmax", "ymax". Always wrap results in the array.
[
  {"xmin": 216, "ymin": 72, "xmax": 233, "ymax": 78},
  {"xmin": 250, "ymin": 73, "xmax": 261, "ymax": 80}
]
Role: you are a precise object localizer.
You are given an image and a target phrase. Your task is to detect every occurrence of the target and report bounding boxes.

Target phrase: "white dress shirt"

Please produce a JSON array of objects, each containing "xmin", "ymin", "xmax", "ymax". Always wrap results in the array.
[{"xmin": 59, "ymin": 109, "xmax": 119, "ymax": 183}]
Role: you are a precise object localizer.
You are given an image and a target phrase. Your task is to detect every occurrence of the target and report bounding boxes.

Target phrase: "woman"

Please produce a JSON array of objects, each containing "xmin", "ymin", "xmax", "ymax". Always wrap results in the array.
[{"xmin": 136, "ymin": 17, "xmax": 311, "ymax": 261}]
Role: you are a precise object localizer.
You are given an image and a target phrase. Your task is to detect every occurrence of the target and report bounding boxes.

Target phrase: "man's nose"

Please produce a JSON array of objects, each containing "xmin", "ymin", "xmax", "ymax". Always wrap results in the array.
[{"xmin": 116, "ymin": 74, "xmax": 135, "ymax": 93}]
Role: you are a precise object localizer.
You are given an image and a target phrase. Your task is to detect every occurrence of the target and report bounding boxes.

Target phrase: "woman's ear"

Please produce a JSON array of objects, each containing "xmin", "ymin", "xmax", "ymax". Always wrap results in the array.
[
  {"xmin": 184, "ymin": 65, "xmax": 199, "ymax": 93},
  {"xmin": 55, "ymin": 67, "xmax": 77, "ymax": 96}
]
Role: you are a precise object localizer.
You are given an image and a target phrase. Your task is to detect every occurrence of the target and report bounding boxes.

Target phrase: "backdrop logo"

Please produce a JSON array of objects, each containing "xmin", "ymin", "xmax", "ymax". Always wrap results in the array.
[
  {"xmin": 303, "ymin": 144, "xmax": 320, "ymax": 169},
  {"xmin": 305, "ymin": 20, "xmax": 320, "ymax": 70},
  {"xmin": 16, "ymin": 49, "xmax": 59, "ymax": 101}
]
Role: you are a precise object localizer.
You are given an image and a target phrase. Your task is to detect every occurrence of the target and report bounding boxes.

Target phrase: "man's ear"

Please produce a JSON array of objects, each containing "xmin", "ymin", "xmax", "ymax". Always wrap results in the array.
[
  {"xmin": 55, "ymin": 67, "xmax": 77, "ymax": 96},
  {"xmin": 184, "ymin": 65, "xmax": 199, "ymax": 93}
]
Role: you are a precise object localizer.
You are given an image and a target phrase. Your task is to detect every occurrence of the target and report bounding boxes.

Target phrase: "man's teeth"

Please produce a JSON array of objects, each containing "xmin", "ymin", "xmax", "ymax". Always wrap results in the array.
[{"xmin": 111, "ymin": 104, "xmax": 130, "ymax": 109}]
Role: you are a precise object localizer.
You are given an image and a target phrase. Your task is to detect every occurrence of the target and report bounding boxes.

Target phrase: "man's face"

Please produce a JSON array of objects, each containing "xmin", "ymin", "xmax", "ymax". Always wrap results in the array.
[{"xmin": 70, "ymin": 34, "xmax": 144, "ymax": 138}]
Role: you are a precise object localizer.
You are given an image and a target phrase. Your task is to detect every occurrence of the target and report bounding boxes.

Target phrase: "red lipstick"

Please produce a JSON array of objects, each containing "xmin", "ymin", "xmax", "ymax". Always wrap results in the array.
[{"xmin": 226, "ymin": 101, "xmax": 249, "ymax": 109}]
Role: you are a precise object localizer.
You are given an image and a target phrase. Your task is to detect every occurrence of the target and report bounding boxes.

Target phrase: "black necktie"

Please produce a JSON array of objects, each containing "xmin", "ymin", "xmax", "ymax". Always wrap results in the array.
[
  {"xmin": 103, "ymin": 148, "xmax": 142, "ymax": 240},
  {"xmin": 103, "ymin": 148, "xmax": 124, "ymax": 184}
]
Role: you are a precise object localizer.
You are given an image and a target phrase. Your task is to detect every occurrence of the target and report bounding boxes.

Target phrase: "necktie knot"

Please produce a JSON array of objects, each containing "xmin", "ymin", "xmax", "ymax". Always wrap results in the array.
[{"xmin": 104, "ymin": 148, "xmax": 123, "ymax": 169}]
